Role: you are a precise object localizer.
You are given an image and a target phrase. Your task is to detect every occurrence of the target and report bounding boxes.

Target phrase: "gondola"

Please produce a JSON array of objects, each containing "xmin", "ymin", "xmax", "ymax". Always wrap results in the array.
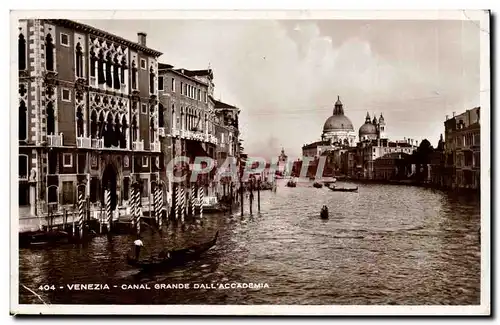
[
  {"xmin": 313, "ymin": 182, "xmax": 323, "ymax": 188},
  {"xmin": 328, "ymin": 185, "xmax": 358, "ymax": 192},
  {"xmin": 126, "ymin": 231, "xmax": 219, "ymax": 271},
  {"xmin": 286, "ymin": 180, "xmax": 297, "ymax": 187}
]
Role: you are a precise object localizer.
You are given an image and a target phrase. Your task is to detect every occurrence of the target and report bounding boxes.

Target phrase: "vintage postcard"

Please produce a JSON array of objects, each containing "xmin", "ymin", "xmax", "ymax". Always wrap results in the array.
[{"xmin": 10, "ymin": 9, "xmax": 490, "ymax": 315}]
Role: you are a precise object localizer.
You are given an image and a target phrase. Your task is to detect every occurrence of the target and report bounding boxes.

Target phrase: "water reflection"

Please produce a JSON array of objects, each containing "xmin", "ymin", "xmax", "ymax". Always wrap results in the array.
[{"xmin": 19, "ymin": 180, "xmax": 481, "ymax": 305}]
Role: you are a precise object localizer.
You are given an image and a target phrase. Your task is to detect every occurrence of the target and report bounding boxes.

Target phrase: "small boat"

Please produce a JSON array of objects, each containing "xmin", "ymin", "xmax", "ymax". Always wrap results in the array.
[
  {"xmin": 286, "ymin": 180, "xmax": 296, "ymax": 187},
  {"xmin": 328, "ymin": 185, "xmax": 358, "ymax": 192},
  {"xmin": 320, "ymin": 206, "xmax": 329, "ymax": 219},
  {"xmin": 19, "ymin": 230, "xmax": 71, "ymax": 247},
  {"xmin": 126, "ymin": 231, "xmax": 219, "ymax": 271},
  {"xmin": 313, "ymin": 182, "xmax": 323, "ymax": 188}
]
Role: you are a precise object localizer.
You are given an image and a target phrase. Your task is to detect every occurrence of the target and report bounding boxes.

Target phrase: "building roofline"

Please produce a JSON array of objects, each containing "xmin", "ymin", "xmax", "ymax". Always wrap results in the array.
[
  {"xmin": 158, "ymin": 64, "xmax": 209, "ymax": 86},
  {"xmin": 48, "ymin": 19, "xmax": 163, "ymax": 57}
]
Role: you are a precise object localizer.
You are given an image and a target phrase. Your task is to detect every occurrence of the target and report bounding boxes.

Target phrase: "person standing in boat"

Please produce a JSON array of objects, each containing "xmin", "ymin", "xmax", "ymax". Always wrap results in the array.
[{"xmin": 134, "ymin": 238, "xmax": 144, "ymax": 260}]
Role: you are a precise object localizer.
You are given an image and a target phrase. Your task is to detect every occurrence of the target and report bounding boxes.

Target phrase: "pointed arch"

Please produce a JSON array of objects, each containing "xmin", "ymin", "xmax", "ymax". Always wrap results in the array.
[
  {"xmin": 90, "ymin": 110, "xmax": 98, "ymax": 138},
  {"xmin": 98, "ymin": 110, "xmax": 106, "ymax": 138},
  {"xmin": 131, "ymin": 114, "xmax": 138, "ymax": 142},
  {"xmin": 18, "ymin": 33, "xmax": 26, "ymax": 70},
  {"xmin": 113, "ymin": 55, "xmax": 120, "ymax": 89},
  {"xmin": 19, "ymin": 100, "xmax": 27, "ymax": 140},
  {"xmin": 114, "ymin": 114, "xmax": 121, "ymax": 147},
  {"xmin": 97, "ymin": 49, "xmax": 105, "ymax": 84},
  {"xmin": 149, "ymin": 65, "xmax": 155, "ymax": 94},
  {"xmin": 158, "ymin": 103, "xmax": 164, "ymax": 127},
  {"xmin": 75, "ymin": 42, "xmax": 84, "ymax": 78},
  {"xmin": 45, "ymin": 34, "xmax": 54, "ymax": 71},
  {"xmin": 120, "ymin": 114, "xmax": 128, "ymax": 149},
  {"xmin": 46, "ymin": 101, "xmax": 55, "ymax": 135},
  {"xmin": 76, "ymin": 105, "xmax": 84, "ymax": 137},
  {"xmin": 131, "ymin": 60, "xmax": 137, "ymax": 90},
  {"xmin": 105, "ymin": 52, "xmax": 113, "ymax": 88}
]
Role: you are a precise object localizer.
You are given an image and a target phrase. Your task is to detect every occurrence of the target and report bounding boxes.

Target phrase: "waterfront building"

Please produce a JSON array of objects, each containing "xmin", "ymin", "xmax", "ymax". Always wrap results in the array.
[
  {"xmin": 429, "ymin": 134, "xmax": 446, "ymax": 187},
  {"xmin": 444, "ymin": 107, "xmax": 480, "ymax": 190},
  {"xmin": 354, "ymin": 138, "xmax": 417, "ymax": 179},
  {"xmin": 373, "ymin": 152, "xmax": 412, "ymax": 180},
  {"xmin": 18, "ymin": 19, "xmax": 162, "ymax": 223},
  {"xmin": 214, "ymin": 99, "xmax": 240, "ymax": 197},
  {"xmin": 157, "ymin": 63, "xmax": 219, "ymax": 211}
]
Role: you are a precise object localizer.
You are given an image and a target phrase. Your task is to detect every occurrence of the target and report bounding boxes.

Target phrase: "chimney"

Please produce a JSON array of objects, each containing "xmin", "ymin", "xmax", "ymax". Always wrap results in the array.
[
  {"xmin": 415, "ymin": 140, "xmax": 419, "ymax": 147},
  {"xmin": 452, "ymin": 111, "xmax": 456, "ymax": 117},
  {"xmin": 138, "ymin": 32, "xmax": 147, "ymax": 46},
  {"xmin": 446, "ymin": 115, "xmax": 449, "ymax": 120}
]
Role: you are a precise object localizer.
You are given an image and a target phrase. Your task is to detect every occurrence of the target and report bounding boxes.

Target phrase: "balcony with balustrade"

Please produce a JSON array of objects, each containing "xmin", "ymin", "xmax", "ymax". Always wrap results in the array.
[
  {"xmin": 150, "ymin": 141, "xmax": 161, "ymax": 152},
  {"xmin": 132, "ymin": 140, "xmax": 144, "ymax": 151},
  {"xmin": 91, "ymin": 138, "xmax": 104, "ymax": 149},
  {"xmin": 170, "ymin": 128, "xmax": 218, "ymax": 146},
  {"xmin": 47, "ymin": 133, "xmax": 63, "ymax": 147},
  {"xmin": 77, "ymin": 136, "xmax": 92, "ymax": 149}
]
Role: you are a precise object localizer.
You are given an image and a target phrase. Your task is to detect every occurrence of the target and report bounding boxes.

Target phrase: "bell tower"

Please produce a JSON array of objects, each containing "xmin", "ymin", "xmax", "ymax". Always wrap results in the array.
[{"xmin": 378, "ymin": 113, "xmax": 386, "ymax": 139}]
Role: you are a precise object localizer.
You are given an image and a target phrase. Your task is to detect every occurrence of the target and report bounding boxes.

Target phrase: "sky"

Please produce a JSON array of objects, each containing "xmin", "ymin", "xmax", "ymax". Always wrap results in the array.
[{"xmin": 82, "ymin": 18, "xmax": 482, "ymax": 160}]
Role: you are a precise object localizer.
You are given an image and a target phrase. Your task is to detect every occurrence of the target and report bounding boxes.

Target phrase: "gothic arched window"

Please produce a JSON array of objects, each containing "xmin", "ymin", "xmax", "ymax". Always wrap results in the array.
[
  {"xmin": 158, "ymin": 103, "xmax": 164, "ymax": 127},
  {"xmin": 105, "ymin": 53, "xmax": 113, "ymax": 88},
  {"xmin": 75, "ymin": 42, "xmax": 83, "ymax": 78},
  {"xmin": 120, "ymin": 57, "xmax": 126, "ymax": 85},
  {"xmin": 76, "ymin": 106, "xmax": 84, "ymax": 137},
  {"xmin": 113, "ymin": 56, "xmax": 120, "ymax": 89},
  {"xmin": 46, "ymin": 102, "xmax": 55, "ymax": 135},
  {"xmin": 131, "ymin": 61, "xmax": 137, "ymax": 90},
  {"xmin": 150, "ymin": 117, "xmax": 155, "ymax": 142},
  {"xmin": 19, "ymin": 100, "xmax": 27, "ymax": 140},
  {"xmin": 90, "ymin": 110, "xmax": 97, "ymax": 138},
  {"xmin": 131, "ymin": 115, "xmax": 138, "ymax": 142},
  {"xmin": 171, "ymin": 104, "xmax": 176, "ymax": 129},
  {"xmin": 97, "ymin": 50, "xmax": 105, "ymax": 84},
  {"xmin": 18, "ymin": 33, "xmax": 26, "ymax": 70},
  {"xmin": 98, "ymin": 111, "xmax": 105, "ymax": 138},
  {"xmin": 90, "ymin": 51, "xmax": 96, "ymax": 77},
  {"xmin": 114, "ymin": 114, "xmax": 121, "ymax": 147},
  {"xmin": 104, "ymin": 113, "xmax": 114, "ymax": 147},
  {"xmin": 149, "ymin": 66, "xmax": 155, "ymax": 94},
  {"xmin": 120, "ymin": 115, "xmax": 128, "ymax": 149},
  {"xmin": 45, "ymin": 34, "xmax": 54, "ymax": 71}
]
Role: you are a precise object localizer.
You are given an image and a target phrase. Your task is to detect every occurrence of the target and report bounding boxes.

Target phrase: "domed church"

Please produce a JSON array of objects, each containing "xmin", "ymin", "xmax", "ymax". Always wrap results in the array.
[
  {"xmin": 358, "ymin": 112, "xmax": 386, "ymax": 141},
  {"xmin": 321, "ymin": 96, "xmax": 356, "ymax": 147}
]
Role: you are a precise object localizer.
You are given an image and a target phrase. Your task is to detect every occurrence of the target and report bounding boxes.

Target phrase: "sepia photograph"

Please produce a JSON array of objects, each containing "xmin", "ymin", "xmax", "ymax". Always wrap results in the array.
[{"xmin": 10, "ymin": 9, "xmax": 490, "ymax": 315}]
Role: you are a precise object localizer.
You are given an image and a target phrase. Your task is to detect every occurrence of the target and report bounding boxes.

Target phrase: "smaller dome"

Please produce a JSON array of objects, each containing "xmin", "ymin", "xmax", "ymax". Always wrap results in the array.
[{"xmin": 359, "ymin": 122, "xmax": 377, "ymax": 137}]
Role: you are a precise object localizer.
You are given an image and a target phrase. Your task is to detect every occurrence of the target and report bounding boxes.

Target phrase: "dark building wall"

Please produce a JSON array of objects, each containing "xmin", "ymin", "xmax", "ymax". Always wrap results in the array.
[{"xmin": 54, "ymin": 25, "xmax": 75, "ymax": 82}]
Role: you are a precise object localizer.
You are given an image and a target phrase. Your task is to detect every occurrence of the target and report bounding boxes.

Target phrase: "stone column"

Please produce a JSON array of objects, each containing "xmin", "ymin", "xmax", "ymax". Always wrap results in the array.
[{"xmin": 29, "ymin": 181, "xmax": 36, "ymax": 216}]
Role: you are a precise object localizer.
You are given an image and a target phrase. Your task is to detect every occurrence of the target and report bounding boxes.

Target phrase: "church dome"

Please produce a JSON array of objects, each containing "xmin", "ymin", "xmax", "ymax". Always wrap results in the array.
[
  {"xmin": 323, "ymin": 115, "xmax": 354, "ymax": 132},
  {"xmin": 359, "ymin": 122, "xmax": 377, "ymax": 136},
  {"xmin": 359, "ymin": 112, "xmax": 377, "ymax": 137},
  {"xmin": 322, "ymin": 96, "xmax": 354, "ymax": 133}
]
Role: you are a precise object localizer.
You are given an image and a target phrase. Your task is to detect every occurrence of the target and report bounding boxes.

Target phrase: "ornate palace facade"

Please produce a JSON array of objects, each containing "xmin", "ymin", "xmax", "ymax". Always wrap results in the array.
[{"xmin": 18, "ymin": 19, "xmax": 162, "ymax": 221}]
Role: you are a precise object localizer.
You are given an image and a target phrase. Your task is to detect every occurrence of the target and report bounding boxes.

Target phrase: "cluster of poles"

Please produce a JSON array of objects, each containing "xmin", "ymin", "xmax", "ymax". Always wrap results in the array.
[{"xmin": 60, "ymin": 177, "xmax": 271, "ymax": 240}]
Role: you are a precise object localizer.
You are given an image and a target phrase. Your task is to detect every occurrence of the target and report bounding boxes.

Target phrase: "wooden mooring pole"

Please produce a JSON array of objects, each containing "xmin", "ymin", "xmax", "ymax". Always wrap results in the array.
[{"xmin": 257, "ymin": 179, "xmax": 261, "ymax": 212}]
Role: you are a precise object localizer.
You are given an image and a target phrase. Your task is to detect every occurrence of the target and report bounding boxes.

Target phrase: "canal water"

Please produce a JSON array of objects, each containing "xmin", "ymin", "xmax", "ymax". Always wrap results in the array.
[{"xmin": 18, "ymin": 180, "xmax": 481, "ymax": 305}]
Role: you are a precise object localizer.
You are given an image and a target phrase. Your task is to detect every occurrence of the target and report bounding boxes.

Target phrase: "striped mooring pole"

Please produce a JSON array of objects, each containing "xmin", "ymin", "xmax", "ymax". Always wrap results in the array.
[
  {"xmin": 154, "ymin": 186, "xmax": 162, "ymax": 227},
  {"xmin": 175, "ymin": 184, "xmax": 180, "ymax": 221},
  {"xmin": 134, "ymin": 187, "xmax": 141, "ymax": 235},
  {"xmin": 180, "ymin": 185, "xmax": 185, "ymax": 224},
  {"xmin": 105, "ymin": 189, "xmax": 112, "ymax": 232},
  {"xmin": 198, "ymin": 186, "xmax": 204, "ymax": 221},
  {"xmin": 78, "ymin": 192, "xmax": 84, "ymax": 239},
  {"xmin": 190, "ymin": 184, "xmax": 196, "ymax": 217}
]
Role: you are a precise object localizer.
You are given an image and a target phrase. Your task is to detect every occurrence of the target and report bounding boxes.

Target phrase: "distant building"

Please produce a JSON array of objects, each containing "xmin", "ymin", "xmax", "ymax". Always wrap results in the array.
[
  {"xmin": 277, "ymin": 148, "xmax": 288, "ymax": 176},
  {"xmin": 373, "ymin": 152, "xmax": 412, "ymax": 180},
  {"xmin": 444, "ymin": 107, "xmax": 480, "ymax": 190}
]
